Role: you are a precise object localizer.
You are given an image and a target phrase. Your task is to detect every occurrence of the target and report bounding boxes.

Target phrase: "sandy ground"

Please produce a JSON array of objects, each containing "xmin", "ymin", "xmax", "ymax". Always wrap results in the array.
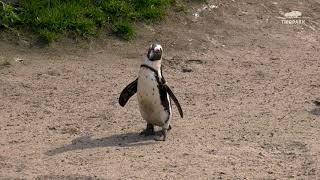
[{"xmin": 0, "ymin": 0, "xmax": 320, "ymax": 179}]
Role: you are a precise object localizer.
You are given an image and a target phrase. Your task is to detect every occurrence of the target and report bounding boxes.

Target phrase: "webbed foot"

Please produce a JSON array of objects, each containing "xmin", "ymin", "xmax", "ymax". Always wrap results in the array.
[
  {"xmin": 154, "ymin": 129, "xmax": 167, "ymax": 141},
  {"xmin": 140, "ymin": 123, "xmax": 155, "ymax": 136}
]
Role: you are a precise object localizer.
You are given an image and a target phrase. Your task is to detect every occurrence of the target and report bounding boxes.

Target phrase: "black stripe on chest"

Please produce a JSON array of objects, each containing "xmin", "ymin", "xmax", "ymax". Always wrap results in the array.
[{"xmin": 140, "ymin": 64, "xmax": 171, "ymax": 117}]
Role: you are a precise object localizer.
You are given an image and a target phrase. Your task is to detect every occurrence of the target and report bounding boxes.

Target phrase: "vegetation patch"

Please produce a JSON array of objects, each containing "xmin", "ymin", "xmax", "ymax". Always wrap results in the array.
[
  {"xmin": 0, "ymin": 1, "xmax": 20, "ymax": 29},
  {"xmin": 0, "ymin": 0, "xmax": 174, "ymax": 41}
]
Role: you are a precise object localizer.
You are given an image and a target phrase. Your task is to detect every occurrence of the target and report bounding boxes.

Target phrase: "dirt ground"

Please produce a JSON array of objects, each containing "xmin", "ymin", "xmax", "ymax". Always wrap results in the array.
[{"xmin": 0, "ymin": 0, "xmax": 320, "ymax": 179}]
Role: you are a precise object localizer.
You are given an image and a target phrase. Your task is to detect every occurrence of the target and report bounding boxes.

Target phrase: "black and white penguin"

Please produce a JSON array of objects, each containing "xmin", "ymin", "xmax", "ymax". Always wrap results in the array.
[{"xmin": 119, "ymin": 43, "xmax": 183, "ymax": 141}]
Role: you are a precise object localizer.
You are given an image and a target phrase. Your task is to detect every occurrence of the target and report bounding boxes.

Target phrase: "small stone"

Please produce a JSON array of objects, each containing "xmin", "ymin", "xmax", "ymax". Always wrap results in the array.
[
  {"xmin": 313, "ymin": 98, "xmax": 320, "ymax": 106},
  {"xmin": 15, "ymin": 58, "xmax": 24, "ymax": 63},
  {"xmin": 284, "ymin": 11, "xmax": 302, "ymax": 18},
  {"xmin": 270, "ymin": 57, "xmax": 280, "ymax": 60},
  {"xmin": 182, "ymin": 68, "xmax": 193, "ymax": 73}
]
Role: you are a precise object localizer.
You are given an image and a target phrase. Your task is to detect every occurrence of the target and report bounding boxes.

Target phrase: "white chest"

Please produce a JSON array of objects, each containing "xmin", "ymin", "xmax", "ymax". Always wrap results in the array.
[
  {"xmin": 137, "ymin": 68, "xmax": 170, "ymax": 126},
  {"xmin": 137, "ymin": 68, "xmax": 160, "ymax": 108}
]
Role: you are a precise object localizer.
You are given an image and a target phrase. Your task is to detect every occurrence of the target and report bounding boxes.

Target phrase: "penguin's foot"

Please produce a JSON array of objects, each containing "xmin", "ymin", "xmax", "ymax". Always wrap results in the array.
[
  {"xmin": 154, "ymin": 129, "xmax": 167, "ymax": 141},
  {"xmin": 140, "ymin": 124, "xmax": 155, "ymax": 136}
]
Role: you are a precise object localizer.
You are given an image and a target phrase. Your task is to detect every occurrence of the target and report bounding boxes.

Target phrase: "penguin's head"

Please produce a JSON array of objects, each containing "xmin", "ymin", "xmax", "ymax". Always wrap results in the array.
[{"xmin": 147, "ymin": 43, "xmax": 163, "ymax": 61}]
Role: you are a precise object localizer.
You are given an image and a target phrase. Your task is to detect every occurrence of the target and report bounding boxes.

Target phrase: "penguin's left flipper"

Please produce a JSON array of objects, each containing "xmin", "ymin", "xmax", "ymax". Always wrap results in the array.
[
  {"xmin": 119, "ymin": 78, "xmax": 138, "ymax": 107},
  {"xmin": 164, "ymin": 84, "xmax": 184, "ymax": 118}
]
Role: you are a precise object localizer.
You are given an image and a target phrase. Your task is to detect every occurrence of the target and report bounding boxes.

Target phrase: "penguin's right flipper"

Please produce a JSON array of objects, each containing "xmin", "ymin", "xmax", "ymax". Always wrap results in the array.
[
  {"xmin": 164, "ymin": 85, "xmax": 184, "ymax": 118},
  {"xmin": 119, "ymin": 78, "xmax": 138, "ymax": 107}
]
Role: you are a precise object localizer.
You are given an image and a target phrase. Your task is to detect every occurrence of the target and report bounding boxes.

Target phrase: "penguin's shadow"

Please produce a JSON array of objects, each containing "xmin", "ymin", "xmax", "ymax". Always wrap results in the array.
[{"xmin": 45, "ymin": 132, "xmax": 156, "ymax": 156}]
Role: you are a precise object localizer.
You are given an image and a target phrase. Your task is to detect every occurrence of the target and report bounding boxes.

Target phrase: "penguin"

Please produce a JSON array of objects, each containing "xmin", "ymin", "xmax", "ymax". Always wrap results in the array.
[{"xmin": 119, "ymin": 43, "xmax": 183, "ymax": 141}]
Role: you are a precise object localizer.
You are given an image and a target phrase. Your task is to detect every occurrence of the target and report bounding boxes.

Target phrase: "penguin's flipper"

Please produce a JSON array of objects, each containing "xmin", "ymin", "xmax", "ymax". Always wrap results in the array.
[
  {"xmin": 119, "ymin": 78, "xmax": 138, "ymax": 107},
  {"xmin": 164, "ymin": 85, "xmax": 183, "ymax": 118}
]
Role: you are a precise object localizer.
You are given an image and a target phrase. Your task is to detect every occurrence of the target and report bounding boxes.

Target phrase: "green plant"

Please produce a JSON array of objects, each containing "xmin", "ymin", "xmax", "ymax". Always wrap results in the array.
[
  {"xmin": 1, "ymin": 0, "xmax": 174, "ymax": 41},
  {"xmin": 171, "ymin": 0, "xmax": 187, "ymax": 13},
  {"xmin": 113, "ymin": 20, "xmax": 135, "ymax": 40},
  {"xmin": 0, "ymin": 1, "xmax": 20, "ymax": 28},
  {"xmin": 133, "ymin": 0, "xmax": 171, "ymax": 21},
  {"xmin": 38, "ymin": 28, "xmax": 60, "ymax": 43}
]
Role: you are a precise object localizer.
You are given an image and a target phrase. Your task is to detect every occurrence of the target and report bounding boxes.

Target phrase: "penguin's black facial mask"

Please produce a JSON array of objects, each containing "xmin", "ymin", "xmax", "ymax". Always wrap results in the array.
[{"xmin": 147, "ymin": 44, "xmax": 162, "ymax": 61}]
